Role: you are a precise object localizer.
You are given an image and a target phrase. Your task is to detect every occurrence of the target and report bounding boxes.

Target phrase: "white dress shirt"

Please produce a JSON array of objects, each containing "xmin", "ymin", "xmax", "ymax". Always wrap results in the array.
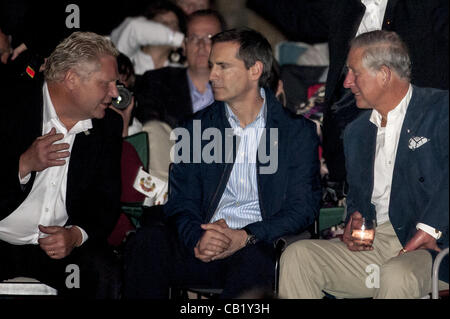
[
  {"xmin": 209, "ymin": 89, "xmax": 267, "ymax": 229},
  {"xmin": 0, "ymin": 83, "xmax": 90, "ymax": 245},
  {"xmin": 356, "ymin": 0, "xmax": 388, "ymax": 37},
  {"xmin": 370, "ymin": 85, "xmax": 441, "ymax": 239}
]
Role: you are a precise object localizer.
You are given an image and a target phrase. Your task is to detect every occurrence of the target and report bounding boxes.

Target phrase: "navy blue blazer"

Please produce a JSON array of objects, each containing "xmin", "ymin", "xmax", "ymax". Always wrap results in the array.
[
  {"xmin": 344, "ymin": 86, "xmax": 449, "ymax": 282},
  {"xmin": 164, "ymin": 90, "xmax": 322, "ymax": 251}
]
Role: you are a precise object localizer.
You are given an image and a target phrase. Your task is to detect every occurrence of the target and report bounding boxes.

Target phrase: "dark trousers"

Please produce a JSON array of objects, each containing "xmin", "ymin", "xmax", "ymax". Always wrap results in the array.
[
  {"xmin": 123, "ymin": 215, "xmax": 276, "ymax": 299},
  {"xmin": 0, "ymin": 240, "xmax": 121, "ymax": 298}
]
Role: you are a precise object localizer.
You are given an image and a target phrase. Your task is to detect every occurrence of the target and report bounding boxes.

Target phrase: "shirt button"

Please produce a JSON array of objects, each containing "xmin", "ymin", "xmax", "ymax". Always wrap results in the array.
[{"xmin": 45, "ymin": 208, "xmax": 49, "ymax": 212}]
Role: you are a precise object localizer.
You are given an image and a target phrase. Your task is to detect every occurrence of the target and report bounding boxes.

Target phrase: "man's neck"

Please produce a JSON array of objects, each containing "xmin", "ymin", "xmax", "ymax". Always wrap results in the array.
[
  {"xmin": 376, "ymin": 81, "xmax": 410, "ymax": 127},
  {"xmin": 227, "ymin": 89, "xmax": 264, "ymax": 128},
  {"xmin": 187, "ymin": 67, "xmax": 210, "ymax": 94},
  {"xmin": 47, "ymin": 82, "xmax": 77, "ymax": 132}
]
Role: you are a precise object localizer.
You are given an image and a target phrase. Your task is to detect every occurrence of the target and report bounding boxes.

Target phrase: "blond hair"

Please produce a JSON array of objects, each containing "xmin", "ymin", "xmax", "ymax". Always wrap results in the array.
[{"xmin": 44, "ymin": 31, "xmax": 119, "ymax": 82}]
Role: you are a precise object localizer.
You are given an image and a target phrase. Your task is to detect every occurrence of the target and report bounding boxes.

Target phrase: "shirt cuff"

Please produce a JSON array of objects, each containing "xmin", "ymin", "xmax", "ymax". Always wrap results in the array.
[
  {"xmin": 65, "ymin": 225, "xmax": 89, "ymax": 246},
  {"xmin": 416, "ymin": 223, "xmax": 442, "ymax": 240}
]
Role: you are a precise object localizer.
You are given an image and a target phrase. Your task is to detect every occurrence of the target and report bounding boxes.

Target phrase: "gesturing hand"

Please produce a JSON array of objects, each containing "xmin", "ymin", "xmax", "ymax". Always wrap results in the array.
[
  {"xmin": 19, "ymin": 127, "xmax": 70, "ymax": 178},
  {"xmin": 38, "ymin": 225, "xmax": 82, "ymax": 259}
]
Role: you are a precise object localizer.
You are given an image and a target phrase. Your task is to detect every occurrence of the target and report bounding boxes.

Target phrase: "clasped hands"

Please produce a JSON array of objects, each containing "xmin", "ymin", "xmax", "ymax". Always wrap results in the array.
[{"xmin": 194, "ymin": 219, "xmax": 247, "ymax": 263}]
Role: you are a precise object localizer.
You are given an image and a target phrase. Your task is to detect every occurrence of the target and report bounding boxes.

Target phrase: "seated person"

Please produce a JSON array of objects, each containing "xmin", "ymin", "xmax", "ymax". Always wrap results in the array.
[
  {"xmin": 123, "ymin": 28, "xmax": 322, "ymax": 299},
  {"xmin": 279, "ymin": 30, "xmax": 449, "ymax": 299},
  {"xmin": 0, "ymin": 32, "xmax": 123, "ymax": 298},
  {"xmin": 110, "ymin": 0, "xmax": 187, "ymax": 75},
  {"xmin": 135, "ymin": 9, "xmax": 226, "ymax": 182}
]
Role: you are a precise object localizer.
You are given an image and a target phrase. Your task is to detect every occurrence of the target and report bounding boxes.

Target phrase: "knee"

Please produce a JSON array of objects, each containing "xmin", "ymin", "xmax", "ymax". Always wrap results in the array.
[
  {"xmin": 378, "ymin": 260, "xmax": 428, "ymax": 298},
  {"xmin": 280, "ymin": 240, "xmax": 314, "ymax": 269}
]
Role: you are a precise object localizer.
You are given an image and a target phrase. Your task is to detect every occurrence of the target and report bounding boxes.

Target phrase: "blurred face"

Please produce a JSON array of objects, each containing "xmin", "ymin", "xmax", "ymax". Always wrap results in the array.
[
  {"xmin": 343, "ymin": 47, "xmax": 384, "ymax": 109},
  {"xmin": 185, "ymin": 15, "xmax": 222, "ymax": 72},
  {"xmin": 153, "ymin": 10, "xmax": 179, "ymax": 32},
  {"xmin": 71, "ymin": 55, "xmax": 119, "ymax": 120},
  {"xmin": 209, "ymin": 41, "xmax": 254, "ymax": 104},
  {"xmin": 176, "ymin": 0, "xmax": 209, "ymax": 15}
]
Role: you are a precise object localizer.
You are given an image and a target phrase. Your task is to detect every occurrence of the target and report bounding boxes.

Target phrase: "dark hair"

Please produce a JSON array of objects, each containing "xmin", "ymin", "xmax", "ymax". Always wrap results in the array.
[
  {"xmin": 144, "ymin": 0, "xmax": 187, "ymax": 35},
  {"xmin": 187, "ymin": 9, "xmax": 227, "ymax": 32},
  {"xmin": 117, "ymin": 53, "xmax": 135, "ymax": 87},
  {"xmin": 211, "ymin": 28, "xmax": 273, "ymax": 87}
]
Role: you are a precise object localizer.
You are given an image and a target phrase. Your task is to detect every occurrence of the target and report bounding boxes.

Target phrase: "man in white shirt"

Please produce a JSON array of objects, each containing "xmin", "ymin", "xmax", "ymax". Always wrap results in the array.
[
  {"xmin": 279, "ymin": 30, "xmax": 449, "ymax": 299},
  {"xmin": 0, "ymin": 32, "xmax": 123, "ymax": 298}
]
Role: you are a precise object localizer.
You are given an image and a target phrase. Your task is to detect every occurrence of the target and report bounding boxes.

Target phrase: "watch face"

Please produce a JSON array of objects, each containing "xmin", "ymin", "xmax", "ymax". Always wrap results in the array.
[{"xmin": 247, "ymin": 234, "xmax": 257, "ymax": 246}]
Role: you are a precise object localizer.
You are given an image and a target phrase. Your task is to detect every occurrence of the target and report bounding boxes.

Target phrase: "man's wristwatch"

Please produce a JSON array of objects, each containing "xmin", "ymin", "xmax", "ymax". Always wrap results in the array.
[{"xmin": 243, "ymin": 227, "xmax": 257, "ymax": 246}]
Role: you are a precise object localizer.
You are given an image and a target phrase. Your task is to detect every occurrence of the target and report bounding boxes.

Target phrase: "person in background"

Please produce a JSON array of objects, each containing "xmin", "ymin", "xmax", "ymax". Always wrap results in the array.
[
  {"xmin": 135, "ymin": 9, "xmax": 225, "ymax": 183},
  {"xmin": 110, "ymin": 0, "xmax": 187, "ymax": 76}
]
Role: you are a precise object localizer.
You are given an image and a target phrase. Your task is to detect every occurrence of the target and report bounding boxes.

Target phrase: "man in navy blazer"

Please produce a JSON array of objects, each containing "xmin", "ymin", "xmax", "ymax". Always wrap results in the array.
[
  {"xmin": 123, "ymin": 28, "xmax": 321, "ymax": 298},
  {"xmin": 279, "ymin": 30, "xmax": 448, "ymax": 299},
  {"xmin": 0, "ymin": 32, "xmax": 123, "ymax": 298}
]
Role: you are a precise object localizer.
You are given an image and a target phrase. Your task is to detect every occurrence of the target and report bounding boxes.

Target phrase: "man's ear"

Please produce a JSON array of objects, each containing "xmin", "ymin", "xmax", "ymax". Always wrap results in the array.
[
  {"xmin": 63, "ymin": 68, "xmax": 79, "ymax": 90},
  {"xmin": 379, "ymin": 65, "xmax": 391, "ymax": 87},
  {"xmin": 249, "ymin": 61, "xmax": 263, "ymax": 82}
]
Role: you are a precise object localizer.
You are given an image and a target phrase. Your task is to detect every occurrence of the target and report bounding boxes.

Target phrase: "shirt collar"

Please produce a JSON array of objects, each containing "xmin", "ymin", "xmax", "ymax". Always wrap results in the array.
[
  {"xmin": 225, "ymin": 88, "xmax": 267, "ymax": 129},
  {"xmin": 43, "ymin": 82, "xmax": 92, "ymax": 135},
  {"xmin": 369, "ymin": 84, "xmax": 413, "ymax": 128}
]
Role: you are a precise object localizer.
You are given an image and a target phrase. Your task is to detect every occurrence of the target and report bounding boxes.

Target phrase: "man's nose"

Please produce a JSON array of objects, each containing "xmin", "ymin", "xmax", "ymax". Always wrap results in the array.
[
  {"xmin": 209, "ymin": 65, "xmax": 218, "ymax": 81},
  {"xmin": 343, "ymin": 70, "xmax": 354, "ymax": 89},
  {"xmin": 110, "ymin": 82, "xmax": 119, "ymax": 98}
]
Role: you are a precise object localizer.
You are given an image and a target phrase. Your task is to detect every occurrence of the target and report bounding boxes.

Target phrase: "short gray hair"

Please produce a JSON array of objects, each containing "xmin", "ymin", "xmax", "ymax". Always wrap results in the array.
[
  {"xmin": 350, "ymin": 30, "xmax": 411, "ymax": 80},
  {"xmin": 44, "ymin": 31, "xmax": 119, "ymax": 82}
]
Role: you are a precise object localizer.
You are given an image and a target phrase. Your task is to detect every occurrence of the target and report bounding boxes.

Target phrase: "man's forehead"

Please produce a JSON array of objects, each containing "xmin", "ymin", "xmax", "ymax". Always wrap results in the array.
[
  {"xmin": 210, "ymin": 42, "xmax": 241, "ymax": 61},
  {"xmin": 187, "ymin": 16, "xmax": 220, "ymax": 35},
  {"xmin": 347, "ymin": 47, "xmax": 364, "ymax": 66}
]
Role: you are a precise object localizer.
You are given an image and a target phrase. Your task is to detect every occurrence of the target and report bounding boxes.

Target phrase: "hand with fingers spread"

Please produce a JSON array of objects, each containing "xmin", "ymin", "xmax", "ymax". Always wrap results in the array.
[
  {"xmin": 194, "ymin": 219, "xmax": 231, "ymax": 263},
  {"xmin": 38, "ymin": 224, "xmax": 82, "ymax": 259},
  {"xmin": 342, "ymin": 211, "xmax": 375, "ymax": 252},
  {"xmin": 19, "ymin": 127, "xmax": 70, "ymax": 178}
]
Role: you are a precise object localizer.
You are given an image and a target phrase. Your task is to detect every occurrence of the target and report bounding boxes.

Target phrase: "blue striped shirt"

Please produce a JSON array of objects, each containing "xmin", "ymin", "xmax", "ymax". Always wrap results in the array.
[{"xmin": 209, "ymin": 89, "xmax": 267, "ymax": 229}]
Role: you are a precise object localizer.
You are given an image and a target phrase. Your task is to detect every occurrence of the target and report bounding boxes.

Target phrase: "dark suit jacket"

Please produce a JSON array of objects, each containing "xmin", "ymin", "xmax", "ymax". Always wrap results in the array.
[
  {"xmin": 0, "ymin": 80, "xmax": 123, "ymax": 245},
  {"xmin": 247, "ymin": 0, "xmax": 449, "ymax": 181},
  {"xmin": 135, "ymin": 67, "xmax": 193, "ymax": 128},
  {"xmin": 343, "ymin": 86, "xmax": 449, "ymax": 282},
  {"xmin": 164, "ymin": 89, "xmax": 322, "ymax": 251}
]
